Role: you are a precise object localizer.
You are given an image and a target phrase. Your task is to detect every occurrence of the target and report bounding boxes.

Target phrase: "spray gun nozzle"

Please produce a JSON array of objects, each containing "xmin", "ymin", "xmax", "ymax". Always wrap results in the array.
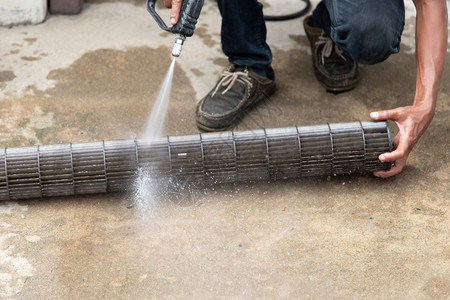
[{"xmin": 172, "ymin": 34, "xmax": 186, "ymax": 57}]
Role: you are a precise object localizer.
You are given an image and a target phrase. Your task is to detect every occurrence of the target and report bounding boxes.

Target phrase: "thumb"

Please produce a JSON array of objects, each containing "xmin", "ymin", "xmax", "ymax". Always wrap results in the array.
[{"xmin": 370, "ymin": 110, "xmax": 395, "ymax": 121}]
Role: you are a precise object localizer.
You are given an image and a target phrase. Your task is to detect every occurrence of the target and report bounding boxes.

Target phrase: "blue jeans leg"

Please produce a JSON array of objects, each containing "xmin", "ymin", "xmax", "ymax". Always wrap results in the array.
[
  {"xmin": 312, "ymin": 0, "xmax": 405, "ymax": 65},
  {"xmin": 217, "ymin": 0, "xmax": 274, "ymax": 80}
]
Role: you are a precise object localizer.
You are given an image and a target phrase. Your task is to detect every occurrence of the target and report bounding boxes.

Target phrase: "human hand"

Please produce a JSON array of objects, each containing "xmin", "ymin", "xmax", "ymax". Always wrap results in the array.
[
  {"xmin": 161, "ymin": 0, "xmax": 182, "ymax": 25},
  {"xmin": 369, "ymin": 105, "xmax": 434, "ymax": 178}
]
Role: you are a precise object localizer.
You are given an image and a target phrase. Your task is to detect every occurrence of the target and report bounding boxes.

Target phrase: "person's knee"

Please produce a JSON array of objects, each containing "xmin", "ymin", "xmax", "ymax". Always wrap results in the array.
[
  {"xmin": 333, "ymin": 1, "xmax": 405, "ymax": 65},
  {"xmin": 335, "ymin": 14, "xmax": 404, "ymax": 65}
]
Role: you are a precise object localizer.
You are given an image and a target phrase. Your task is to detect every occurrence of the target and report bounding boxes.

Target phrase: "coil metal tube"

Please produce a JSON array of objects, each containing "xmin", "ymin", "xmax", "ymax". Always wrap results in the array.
[{"xmin": 0, "ymin": 121, "xmax": 391, "ymax": 201}]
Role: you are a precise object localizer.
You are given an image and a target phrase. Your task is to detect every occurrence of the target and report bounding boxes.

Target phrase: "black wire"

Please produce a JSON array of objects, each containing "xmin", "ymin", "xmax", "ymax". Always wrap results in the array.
[{"xmin": 264, "ymin": 0, "xmax": 311, "ymax": 21}]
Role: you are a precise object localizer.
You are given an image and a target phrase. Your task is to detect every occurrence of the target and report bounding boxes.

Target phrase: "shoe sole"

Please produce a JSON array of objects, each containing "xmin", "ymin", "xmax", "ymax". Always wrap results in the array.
[
  {"xmin": 196, "ymin": 121, "xmax": 235, "ymax": 132},
  {"xmin": 322, "ymin": 81, "xmax": 357, "ymax": 93}
]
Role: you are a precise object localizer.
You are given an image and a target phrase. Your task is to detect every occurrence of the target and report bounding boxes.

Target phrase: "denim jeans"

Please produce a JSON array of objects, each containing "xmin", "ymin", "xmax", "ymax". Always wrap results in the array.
[{"xmin": 217, "ymin": 0, "xmax": 405, "ymax": 78}]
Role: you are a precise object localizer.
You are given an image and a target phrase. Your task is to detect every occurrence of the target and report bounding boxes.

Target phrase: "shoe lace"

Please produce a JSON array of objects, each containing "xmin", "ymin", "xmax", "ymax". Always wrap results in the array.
[
  {"xmin": 211, "ymin": 68, "xmax": 253, "ymax": 98},
  {"xmin": 315, "ymin": 33, "xmax": 347, "ymax": 65}
]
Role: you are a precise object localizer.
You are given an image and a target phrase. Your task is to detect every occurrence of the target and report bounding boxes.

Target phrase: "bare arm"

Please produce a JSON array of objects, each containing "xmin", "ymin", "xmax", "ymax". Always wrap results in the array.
[
  {"xmin": 370, "ymin": 0, "xmax": 448, "ymax": 178},
  {"xmin": 162, "ymin": 0, "xmax": 182, "ymax": 25}
]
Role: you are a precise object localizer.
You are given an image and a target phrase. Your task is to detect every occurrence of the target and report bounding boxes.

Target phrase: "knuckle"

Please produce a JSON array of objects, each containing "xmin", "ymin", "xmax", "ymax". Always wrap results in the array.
[
  {"xmin": 397, "ymin": 149, "xmax": 405, "ymax": 157},
  {"xmin": 392, "ymin": 108, "xmax": 401, "ymax": 118}
]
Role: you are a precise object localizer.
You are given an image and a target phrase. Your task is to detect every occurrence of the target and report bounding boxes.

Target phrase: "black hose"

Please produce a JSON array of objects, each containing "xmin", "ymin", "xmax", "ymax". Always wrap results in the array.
[{"xmin": 264, "ymin": 0, "xmax": 311, "ymax": 21}]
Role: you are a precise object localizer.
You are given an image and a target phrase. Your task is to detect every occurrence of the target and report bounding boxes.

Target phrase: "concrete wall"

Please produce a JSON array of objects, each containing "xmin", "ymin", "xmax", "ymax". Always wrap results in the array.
[{"xmin": 0, "ymin": 0, "xmax": 47, "ymax": 26}]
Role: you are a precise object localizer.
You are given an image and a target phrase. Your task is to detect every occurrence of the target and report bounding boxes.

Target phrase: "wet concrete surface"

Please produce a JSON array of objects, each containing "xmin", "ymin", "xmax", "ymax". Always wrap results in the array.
[{"xmin": 0, "ymin": 0, "xmax": 449, "ymax": 298}]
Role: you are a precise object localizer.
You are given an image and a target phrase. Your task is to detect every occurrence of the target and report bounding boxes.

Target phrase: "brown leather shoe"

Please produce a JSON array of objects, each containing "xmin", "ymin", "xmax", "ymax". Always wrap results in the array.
[
  {"xmin": 303, "ymin": 16, "xmax": 358, "ymax": 93},
  {"xmin": 196, "ymin": 65, "xmax": 276, "ymax": 132}
]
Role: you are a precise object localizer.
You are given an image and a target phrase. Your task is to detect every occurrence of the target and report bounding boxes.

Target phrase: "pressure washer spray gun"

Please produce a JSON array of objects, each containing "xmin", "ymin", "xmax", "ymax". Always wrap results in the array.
[{"xmin": 147, "ymin": 0, "xmax": 204, "ymax": 57}]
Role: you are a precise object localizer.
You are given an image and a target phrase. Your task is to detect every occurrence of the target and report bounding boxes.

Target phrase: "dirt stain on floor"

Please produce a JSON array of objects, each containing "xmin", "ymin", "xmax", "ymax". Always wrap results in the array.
[
  {"xmin": 0, "ymin": 46, "xmax": 198, "ymax": 147},
  {"xmin": 21, "ymin": 56, "xmax": 41, "ymax": 61},
  {"xmin": 0, "ymin": 70, "xmax": 15, "ymax": 82}
]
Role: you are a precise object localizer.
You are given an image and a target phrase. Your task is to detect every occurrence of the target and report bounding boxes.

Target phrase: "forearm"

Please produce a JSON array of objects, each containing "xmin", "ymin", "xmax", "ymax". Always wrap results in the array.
[
  {"xmin": 413, "ymin": 0, "xmax": 448, "ymax": 113},
  {"xmin": 370, "ymin": 0, "xmax": 447, "ymax": 177}
]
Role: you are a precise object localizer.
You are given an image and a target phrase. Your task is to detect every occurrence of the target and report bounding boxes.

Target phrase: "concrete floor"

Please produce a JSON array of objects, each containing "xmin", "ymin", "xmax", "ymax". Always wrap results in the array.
[{"xmin": 0, "ymin": 0, "xmax": 449, "ymax": 298}]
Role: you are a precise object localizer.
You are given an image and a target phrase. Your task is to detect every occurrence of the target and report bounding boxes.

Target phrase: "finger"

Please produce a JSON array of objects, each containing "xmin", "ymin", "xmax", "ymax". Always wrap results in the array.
[
  {"xmin": 378, "ymin": 137, "xmax": 410, "ymax": 163},
  {"xmin": 379, "ymin": 148, "xmax": 405, "ymax": 163},
  {"xmin": 373, "ymin": 162, "xmax": 403, "ymax": 178},
  {"xmin": 163, "ymin": 0, "xmax": 172, "ymax": 8},
  {"xmin": 370, "ymin": 109, "xmax": 399, "ymax": 121},
  {"xmin": 374, "ymin": 154, "xmax": 408, "ymax": 178},
  {"xmin": 170, "ymin": 0, "xmax": 182, "ymax": 24}
]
